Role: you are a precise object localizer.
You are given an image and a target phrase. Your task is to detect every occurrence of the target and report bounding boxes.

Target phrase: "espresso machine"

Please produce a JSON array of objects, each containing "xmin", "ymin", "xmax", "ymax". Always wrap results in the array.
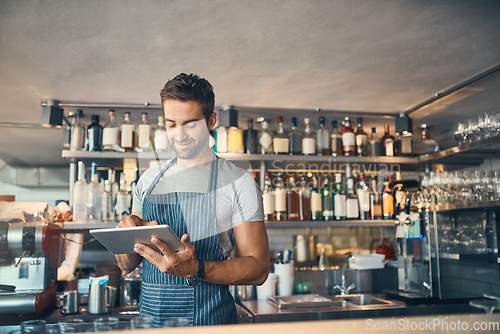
[{"xmin": 0, "ymin": 221, "xmax": 60, "ymax": 314}]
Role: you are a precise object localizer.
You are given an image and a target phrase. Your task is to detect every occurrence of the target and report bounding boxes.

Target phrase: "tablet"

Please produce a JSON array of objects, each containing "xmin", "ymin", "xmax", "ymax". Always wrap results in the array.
[{"xmin": 89, "ymin": 225, "xmax": 185, "ymax": 254}]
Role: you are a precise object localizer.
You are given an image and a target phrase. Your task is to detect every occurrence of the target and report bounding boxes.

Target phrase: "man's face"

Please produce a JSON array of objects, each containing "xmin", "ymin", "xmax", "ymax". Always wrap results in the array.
[{"xmin": 163, "ymin": 100, "xmax": 211, "ymax": 159}]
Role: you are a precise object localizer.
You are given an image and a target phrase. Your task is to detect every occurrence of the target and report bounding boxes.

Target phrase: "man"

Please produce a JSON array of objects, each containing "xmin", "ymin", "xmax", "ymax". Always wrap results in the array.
[{"xmin": 115, "ymin": 73, "xmax": 269, "ymax": 326}]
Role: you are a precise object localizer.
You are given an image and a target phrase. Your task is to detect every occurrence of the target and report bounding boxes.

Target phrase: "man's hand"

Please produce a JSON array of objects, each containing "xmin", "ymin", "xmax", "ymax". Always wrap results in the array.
[
  {"xmin": 115, "ymin": 213, "xmax": 157, "ymax": 275},
  {"xmin": 133, "ymin": 234, "xmax": 198, "ymax": 278},
  {"xmin": 116, "ymin": 214, "xmax": 158, "ymax": 229}
]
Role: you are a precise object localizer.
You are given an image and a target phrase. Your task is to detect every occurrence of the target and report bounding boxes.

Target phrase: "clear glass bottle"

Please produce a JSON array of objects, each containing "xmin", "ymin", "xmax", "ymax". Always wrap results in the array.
[
  {"xmin": 87, "ymin": 162, "xmax": 102, "ymax": 222},
  {"xmin": 262, "ymin": 172, "xmax": 275, "ymax": 221},
  {"xmin": 330, "ymin": 120, "xmax": 342, "ymax": 157},
  {"xmin": 382, "ymin": 180, "xmax": 394, "ymax": 219},
  {"xmin": 393, "ymin": 171, "xmax": 406, "ymax": 212},
  {"xmin": 243, "ymin": 118, "xmax": 259, "ymax": 154},
  {"xmin": 137, "ymin": 112, "xmax": 152, "ymax": 152},
  {"xmin": 70, "ymin": 109, "xmax": 86, "ymax": 151},
  {"xmin": 215, "ymin": 126, "xmax": 228, "ymax": 153},
  {"xmin": 355, "ymin": 117, "xmax": 368, "ymax": 156},
  {"xmin": 302, "ymin": 118, "xmax": 316, "ymax": 155},
  {"xmin": 87, "ymin": 115, "xmax": 103, "ymax": 151},
  {"xmin": 121, "ymin": 112, "xmax": 136, "ymax": 152},
  {"xmin": 289, "ymin": 117, "xmax": 303, "ymax": 155},
  {"xmin": 334, "ymin": 173, "xmax": 346, "ymax": 220},
  {"xmin": 369, "ymin": 178, "xmax": 382, "ymax": 219},
  {"xmin": 399, "ymin": 132, "xmax": 413, "ymax": 157},
  {"xmin": 341, "ymin": 117, "xmax": 356, "ymax": 156},
  {"xmin": 274, "ymin": 173, "xmax": 287, "ymax": 221},
  {"xmin": 154, "ymin": 115, "xmax": 170, "ymax": 152},
  {"xmin": 228, "ymin": 123, "xmax": 244, "ymax": 153},
  {"xmin": 368, "ymin": 127, "xmax": 382, "ymax": 157},
  {"xmin": 356, "ymin": 172, "xmax": 370, "ymax": 220},
  {"xmin": 102, "ymin": 109, "xmax": 121, "ymax": 151},
  {"xmin": 72, "ymin": 161, "xmax": 87, "ymax": 222},
  {"xmin": 273, "ymin": 116, "xmax": 289, "ymax": 154},
  {"xmin": 346, "ymin": 176, "xmax": 359, "ymax": 220},
  {"xmin": 316, "ymin": 116, "xmax": 331, "ymax": 156},
  {"xmin": 257, "ymin": 118, "xmax": 273, "ymax": 154},
  {"xmin": 116, "ymin": 178, "xmax": 131, "ymax": 220},
  {"xmin": 310, "ymin": 173, "xmax": 322, "ymax": 221},
  {"xmin": 321, "ymin": 174, "xmax": 334, "ymax": 221},
  {"xmin": 382, "ymin": 124, "xmax": 397, "ymax": 157},
  {"xmin": 101, "ymin": 180, "xmax": 114, "ymax": 223},
  {"xmin": 298, "ymin": 175, "xmax": 311, "ymax": 221},
  {"xmin": 130, "ymin": 168, "xmax": 140, "ymax": 211},
  {"xmin": 108, "ymin": 168, "xmax": 119, "ymax": 207},
  {"xmin": 286, "ymin": 176, "xmax": 300, "ymax": 221}
]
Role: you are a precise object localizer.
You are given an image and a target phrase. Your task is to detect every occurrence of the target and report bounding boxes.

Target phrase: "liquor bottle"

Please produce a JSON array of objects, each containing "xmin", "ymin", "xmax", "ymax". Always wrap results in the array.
[
  {"xmin": 274, "ymin": 174, "xmax": 287, "ymax": 221},
  {"xmin": 302, "ymin": 118, "xmax": 316, "ymax": 155},
  {"xmin": 382, "ymin": 180, "xmax": 394, "ymax": 219},
  {"xmin": 368, "ymin": 127, "xmax": 382, "ymax": 157},
  {"xmin": 130, "ymin": 168, "xmax": 140, "ymax": 210},
  {"xmin": 356, "ymin": 173, "xmax": 370, "ymax": 220},
  {"xmin": 330, "ymin": 120, "xmax": 342, "ymax": 157},
  {"xmin": 393, "ymin": 171, "xmax": 406, "ymax": 212},
  {"xmin": 273, "ymin": 116, "xmax": 289, "ymax": 154},
  {"xmin": 310, "ymin": 173, "xmax": 322, "ymax": 220},
  {"xmin": 257, "ymin": 118, "xmax": 273, "ymax": 154},
  {"xmin": 137, "ymin": 112, "xmax": 152, "ymax": 152},
  {"xmin": 321, "ymin": 174, "xmax": 334, "ymax": 220},
  {"xmin": 215, "ymin": 125, "xmax": 228, "ymax": 153},
  {"xmin": 101, "ymin": 180, "xmax": 114, "ymax": 223},
  {"xmin": 121, "ymin": 112, "xmax": 136, "ymax": 152},
  {"xmin": 253, "ymin": 171, "xmax": 259, "ymax": 188},
  {"xmin": 154, "ymin": 115, "xmax": 170, "ymax": 152},
  {"xmin": 228, "ymin": 123, "xmax": 244, "ymax": 153},
  {"xmin": 70, "ymin": 109, "xmax": 86, "ymax": 151},
  {"xmin": 334, "ymin": 173, "xmax": 346, "ymax": 220},
  {"xmin": 346, "ymin": 176, "xmax": 359, "ymax": 220},
  {"xmin": 87, "ymin": 162, "xmax": 102, "ymax": 221},
  {"xmin": 286, "ymin": 176, "xmax": 300, "ymax": 221},
  {"xmin": 116, "ymin": 178, "xmax": 131, "ymax": 219},
  {"xmin": 298, "ymin": 175, "xmax": 311, "ymax": 221},
  {"xmin": 413, "ymin": 124, "xmax": 439, "ymax": 155},
  {"xmin": 243, "ymin": 118, "xmax": 259, "ymax": 154},
  {"xmin": 382, "ymin": 124, "xmax": 397, "ymax": 157},
  {"xmin": 102, "ymin": 109, "xmax": 121, "ymax": 151},
  {"xmin": 87, "ymin": 115, "xmax": 103, "ymax": 151},
  {"xmin": 72, "ymin": 161, "xmax": 87, "ymax": 221},
  {"xmin": 341, "ymin": 117, "xmax": 356, "ymax": 156},
  {"xmin": 399, "ymin": 131, "xmax": 413, "ymax": 157},
  {"xmin": 369, "ymin": 178, "xmax": 382, "ymax": 219},
  {"xmin": 316, "ymin": 116, "xmax": 331, "ymax": 156},
  {"xmin": 262, "ymin": 172, "xmax": 275, "ymax": 221},
  {"xmin": 108, "ymin": 168, "xmax": 119, "ymax": 206},
  {"xmin": 355, "ymin": 117, "xmax": 368, "ymax": 156},
  {"xmin": 289, "ymin": 117, "xmax": 303, "ymax": 155}
]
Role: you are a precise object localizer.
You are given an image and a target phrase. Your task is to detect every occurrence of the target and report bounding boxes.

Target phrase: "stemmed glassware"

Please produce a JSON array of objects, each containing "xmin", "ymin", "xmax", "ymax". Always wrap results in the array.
[{"xmin": 453, "ymin": 111, "xmax": 500, "ymax": 145}]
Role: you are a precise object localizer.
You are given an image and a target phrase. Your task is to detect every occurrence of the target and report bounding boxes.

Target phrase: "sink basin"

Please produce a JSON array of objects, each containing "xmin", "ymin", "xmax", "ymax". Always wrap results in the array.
[{"xmin": 336, "ymin": 294, "xmax": 391, "ymax": 306}]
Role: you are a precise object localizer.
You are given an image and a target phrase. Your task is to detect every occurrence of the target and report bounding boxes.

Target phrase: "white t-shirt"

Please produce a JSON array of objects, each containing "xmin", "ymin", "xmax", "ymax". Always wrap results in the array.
[{"xmin": 132, "ymin": 157, "xmax": 264, "ymax": 258}]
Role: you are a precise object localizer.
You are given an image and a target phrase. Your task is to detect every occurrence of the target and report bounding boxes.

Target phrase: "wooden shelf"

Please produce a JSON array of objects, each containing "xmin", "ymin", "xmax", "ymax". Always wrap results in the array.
[{"xmin": 265, "ymin": 220, "xmax": 396, "ymax": 228}]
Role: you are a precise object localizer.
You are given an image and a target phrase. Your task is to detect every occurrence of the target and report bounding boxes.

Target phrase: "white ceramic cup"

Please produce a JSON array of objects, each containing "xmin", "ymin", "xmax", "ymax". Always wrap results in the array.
[
  {"xmin": 256, "ymin": 273, "xmax": 278, "ymax": 300},
  {"xmin": 274, "ymin": 262, "xmax": 294, "ymax": 296}
]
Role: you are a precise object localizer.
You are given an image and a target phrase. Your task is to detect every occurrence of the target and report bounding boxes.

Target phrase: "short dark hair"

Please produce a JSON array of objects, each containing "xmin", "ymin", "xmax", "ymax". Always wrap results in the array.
[{"xmin": 160, "ymin": 73, "xmax": 215, "ymax": 121}]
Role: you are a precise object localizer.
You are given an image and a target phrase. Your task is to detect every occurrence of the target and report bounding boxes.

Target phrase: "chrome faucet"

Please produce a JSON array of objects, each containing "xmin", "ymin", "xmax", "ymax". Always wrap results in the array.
[{"xmin": 334, "ymin": 255, "xmax": 356, "ymax": 295}]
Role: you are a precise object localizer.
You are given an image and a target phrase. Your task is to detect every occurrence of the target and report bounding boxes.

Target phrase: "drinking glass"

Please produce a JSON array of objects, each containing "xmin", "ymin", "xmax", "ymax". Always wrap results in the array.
[
  {"xmin": 130, "ymin": 315, "xmax": 155, "ymax": 329},
  {"xmin": 58, "ymin": 319, "xmax": 85, "ymax": 333},
  {"xmin": 163, "ymin": 317, "xmax": 190, "ymax": 327},
  {"xmin": 21, "ymin": 320, "xmax": 46, "ymax": 334},
  {"xmin": 93, "ymin": 317, "xmax": 119, "ymax": 332}
]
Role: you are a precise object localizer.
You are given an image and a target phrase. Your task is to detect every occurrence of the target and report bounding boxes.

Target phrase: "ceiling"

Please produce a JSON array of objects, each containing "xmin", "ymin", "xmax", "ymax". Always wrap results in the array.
[{"xmin": 1, "ymin": 0, "xmax": 500, "ymax": 167}]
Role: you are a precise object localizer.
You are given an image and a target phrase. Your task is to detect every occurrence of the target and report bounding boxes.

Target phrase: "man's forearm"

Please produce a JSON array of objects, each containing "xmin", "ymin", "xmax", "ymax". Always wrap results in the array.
[
  {"xmin": 116, "ymin": 253, "xmax": 142, "ymax": 274},
  {"xmin": 204, "ymin": 256, "xmax": 269, "ymax": 286}
]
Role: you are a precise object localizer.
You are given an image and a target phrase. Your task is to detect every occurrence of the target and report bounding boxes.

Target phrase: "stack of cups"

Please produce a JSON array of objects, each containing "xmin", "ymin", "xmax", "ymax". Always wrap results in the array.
[{"xmin": 274, "ymin": 261, "xmax": 295, "ymax": 296}]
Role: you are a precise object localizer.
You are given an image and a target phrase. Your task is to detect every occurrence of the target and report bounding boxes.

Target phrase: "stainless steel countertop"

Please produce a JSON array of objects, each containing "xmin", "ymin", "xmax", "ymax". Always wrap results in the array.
[{"xmin": 239, "ymin": 294, "xmax": 480, "ymax": 323}]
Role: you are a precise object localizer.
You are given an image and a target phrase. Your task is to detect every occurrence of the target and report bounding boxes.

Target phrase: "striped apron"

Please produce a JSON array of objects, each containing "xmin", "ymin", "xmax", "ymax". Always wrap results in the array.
[{"xmin": 139, "ymin": 153, "xmax": 238, "ymax": 326}]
